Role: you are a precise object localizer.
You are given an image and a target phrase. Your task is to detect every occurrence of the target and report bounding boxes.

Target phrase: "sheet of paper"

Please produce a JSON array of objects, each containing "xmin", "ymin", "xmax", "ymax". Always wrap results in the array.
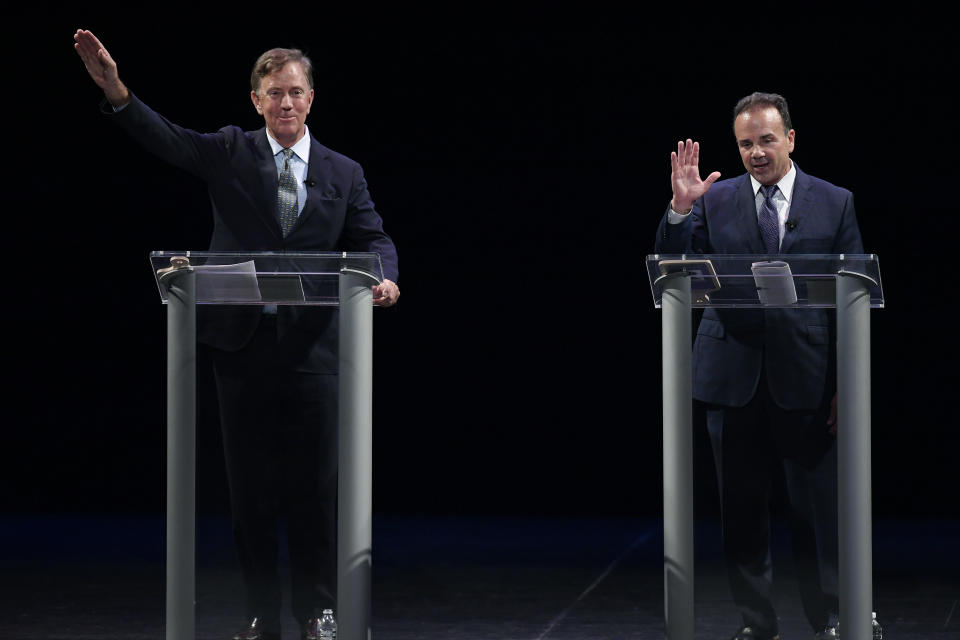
[{"xmin": 194, "ymin": 260, "xmax": 262, "ymax": 303}]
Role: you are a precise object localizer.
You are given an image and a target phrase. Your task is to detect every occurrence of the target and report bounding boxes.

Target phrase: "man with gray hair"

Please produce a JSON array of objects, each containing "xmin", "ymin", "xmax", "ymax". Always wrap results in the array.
[{"xmin": 75, "ymin": 28, "xmax": 399, "ymax": 640}]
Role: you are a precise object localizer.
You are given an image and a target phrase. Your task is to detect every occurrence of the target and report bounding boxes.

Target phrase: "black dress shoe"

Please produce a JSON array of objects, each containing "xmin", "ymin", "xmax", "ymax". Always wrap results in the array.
[
  {"xmin": 731, "ymin": 626, "xmax": 781, "ymax": 640},
  {"xmin": 233, "ymin": 617, "xmax": 280, "ymax": 640},
  {"xmin": 300, "ymin": 618, "xmax": 319, "ymax": 640}
]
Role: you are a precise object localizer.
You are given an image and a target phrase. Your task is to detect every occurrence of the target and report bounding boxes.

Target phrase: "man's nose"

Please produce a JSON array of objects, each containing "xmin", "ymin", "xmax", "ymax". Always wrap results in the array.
[{"xmin": 751, "ymin": 146, "xmax": 765, "ymax": 158}]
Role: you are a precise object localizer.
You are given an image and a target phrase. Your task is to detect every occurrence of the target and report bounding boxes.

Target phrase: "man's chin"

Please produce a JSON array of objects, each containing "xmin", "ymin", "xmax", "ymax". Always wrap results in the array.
[
  {"xmin": 269, "ymin": 122, "xmax": 304, "ymax": 143},
  {"xmin": 751, "ymin": 167, "xmax": 775, "ymax": 184}
]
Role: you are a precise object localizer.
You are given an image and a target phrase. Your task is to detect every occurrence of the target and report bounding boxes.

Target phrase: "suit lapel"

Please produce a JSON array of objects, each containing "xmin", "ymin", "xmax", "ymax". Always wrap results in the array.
[
  {"xmin": 254, "ymin": 129, "xmax": 283, "ymax": 240},
  {"xmin": 294, "ymin": 136, "xmax": 334, "ymax": 231},
  {"xmin": 778, "ymin": 164, "xmax": 811, "ymax": 254},
  {"xmin": 734, "ymin": 175, "xmax": 766, "ymax": 254}
]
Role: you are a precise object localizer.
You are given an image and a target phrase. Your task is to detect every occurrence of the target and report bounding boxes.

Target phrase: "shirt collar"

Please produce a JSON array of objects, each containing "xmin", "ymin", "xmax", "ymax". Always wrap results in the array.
[
  {"xmin": 749, "ymin": 161, "xmax": 796, "ymax": 203},
  {"xmin": 266, "ymin": 124, "xmax": 311, "ymax": 162}
]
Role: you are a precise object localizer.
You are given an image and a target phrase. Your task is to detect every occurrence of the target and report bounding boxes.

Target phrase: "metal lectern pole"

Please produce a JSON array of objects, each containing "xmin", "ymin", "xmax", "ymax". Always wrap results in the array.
[
  {"xmin": 836, "ymin": 273, "xmax": 873, "ymax": 640},
  {"xmin": 165, "ymin": 267, "xmax": 196, "ymax": 640},
  {"xmin": 661, "ymin": 273, "xmax": 694, "ymax": 640},
  {"xmin": 338, "ymin": 269, "xmax": 377, "ymax": 640}
]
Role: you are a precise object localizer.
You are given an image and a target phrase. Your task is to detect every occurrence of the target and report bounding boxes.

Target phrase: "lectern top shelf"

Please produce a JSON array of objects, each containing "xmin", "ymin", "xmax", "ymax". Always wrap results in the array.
[
  {"xmin": 646, "ymin": 253, "xmax": 883, "ymax": 309},
  {"xmin": 150, "ymin": 251, "xmax": 384, "ymax": 306}
]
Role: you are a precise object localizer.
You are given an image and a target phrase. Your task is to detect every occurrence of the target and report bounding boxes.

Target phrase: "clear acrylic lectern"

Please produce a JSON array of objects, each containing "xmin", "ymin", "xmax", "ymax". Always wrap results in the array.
[
  {"xmin": 647, "ymin": 254, "xmax": 883, "ymax": 640},
  {"xmin": 151, "ymin": 250, "xmax": 385, "ymax": 640}
]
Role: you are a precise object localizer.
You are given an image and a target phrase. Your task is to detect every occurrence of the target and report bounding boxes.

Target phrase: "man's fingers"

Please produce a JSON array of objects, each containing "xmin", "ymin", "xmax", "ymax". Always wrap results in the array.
[
  {"xmin": 372, "ymin": 282, "xmax": 399, "ymax": 306},
  {"xmin": 74, "ymin": 30, "xmax": 98, "ymax": 56},
  {"xmin": 74, "ymin": 29, "xmax": 111, "ymax": 70},
  {"xmin": 678, "ymin": 140, "xmax": 694, "ymax": 165},
  {"xmin": 76, "ymin": 29, "xmax": 105, "ymax": 51},
  {"xmin": 75, "ymin": 33, "xmax": 101, "ymax": 67}
]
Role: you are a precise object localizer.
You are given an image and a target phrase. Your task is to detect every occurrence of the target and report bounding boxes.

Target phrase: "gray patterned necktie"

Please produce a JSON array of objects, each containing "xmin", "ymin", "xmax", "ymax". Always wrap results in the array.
[
  {"xmin": 758, "ymin": 184, "xmax": 780, "ymax": 254},
  {"xmin": 277, "ymin": 149, "xmax": 298, "ymax": 237}
]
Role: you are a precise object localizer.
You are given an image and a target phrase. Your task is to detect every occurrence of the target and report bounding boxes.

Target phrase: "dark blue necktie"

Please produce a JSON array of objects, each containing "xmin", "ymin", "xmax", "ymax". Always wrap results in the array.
[{"xmin": 759, "ymin": 184, "xmax": 780, "ymax": 254}]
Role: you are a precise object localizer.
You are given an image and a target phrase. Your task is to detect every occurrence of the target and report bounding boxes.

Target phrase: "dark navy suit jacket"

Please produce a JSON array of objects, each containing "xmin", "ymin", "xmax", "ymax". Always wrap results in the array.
[
  {"xmin": 655, "ymin": 165, "xmax": 863, "ymax": 410},
  {"xmin": 110, "ymin": 94, "xmax": 399, "ymax": 373}
]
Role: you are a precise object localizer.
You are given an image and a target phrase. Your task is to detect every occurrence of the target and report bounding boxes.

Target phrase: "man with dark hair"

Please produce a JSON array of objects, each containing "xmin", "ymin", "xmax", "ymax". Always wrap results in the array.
[
  {"xmin": 656, "ymin": 92, "xmax": 863, "ymax": 640},
  {"xmin": 733, "ymin": 92, "xmax": 793, "ymax": 133},
  {"xmin": 74, "ymin": 29, "xmax": 399, "ymax": 640}
]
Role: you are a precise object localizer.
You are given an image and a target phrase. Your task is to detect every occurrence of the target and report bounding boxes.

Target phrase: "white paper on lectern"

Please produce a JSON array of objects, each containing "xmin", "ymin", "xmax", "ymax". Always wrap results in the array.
[
  {"xmin": 194, "ymin": 260, "xmax": 262, "ymax": 303},
  {"xmin": 751, "ymin": 260, "xmax": 797, "ymax": 306}
]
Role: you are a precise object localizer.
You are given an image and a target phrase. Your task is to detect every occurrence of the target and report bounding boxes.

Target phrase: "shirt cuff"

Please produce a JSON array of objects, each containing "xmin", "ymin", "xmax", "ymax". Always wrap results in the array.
[
  {"xmin": 667, "ymin": 207, "xmax": 691, "ymax": 224},
  {"xmin": 100, "ymin": 97, "xmax": 129, "ymax": 113}
]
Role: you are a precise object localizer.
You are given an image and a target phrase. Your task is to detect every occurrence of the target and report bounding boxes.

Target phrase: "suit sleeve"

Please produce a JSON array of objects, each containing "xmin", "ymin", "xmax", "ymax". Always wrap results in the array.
[
  {"xmin": 341, "ymin": 162, "xmax": 399, "ymax": 283},
  {"xmin": 655, "ymin": 201, "xmax": 705, "ymax": 254},
  {"xmin": 105, "ymin": 93, "xmax": 230, "ymax": 183},
  {"xmin": 831, "ymin": 190, "xmax": 864, "ymax": 254}
]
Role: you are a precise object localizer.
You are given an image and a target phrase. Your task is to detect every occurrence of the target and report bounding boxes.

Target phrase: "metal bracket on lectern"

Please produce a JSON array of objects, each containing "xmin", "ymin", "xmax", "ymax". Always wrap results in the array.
[
  {"xmin": 157, "ymin": 256, "xmax": 193, "ymax": 285},
  {"xmin": 340, "ymin": 266, "xmax": 382, "ymax": 287},
  {"xmin": 653, "ymin": 270, "xmax": 693, "ymax": 288},
  {"xmin": 836, "ymin": 269, "xmax": 879, "ymax": 288}
]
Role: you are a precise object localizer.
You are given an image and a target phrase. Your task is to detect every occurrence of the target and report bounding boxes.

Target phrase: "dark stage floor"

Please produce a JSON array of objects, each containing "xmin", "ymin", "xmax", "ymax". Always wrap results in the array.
[{"xmin": 0, "ymin": 514, "xmax": 956, "ymax": 639}]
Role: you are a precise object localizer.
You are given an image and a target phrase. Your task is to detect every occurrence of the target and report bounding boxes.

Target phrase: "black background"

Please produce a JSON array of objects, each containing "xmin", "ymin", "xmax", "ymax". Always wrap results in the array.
[{"xmin": 6, "ymin": 10, "xmax": 957, "ymax": 523}]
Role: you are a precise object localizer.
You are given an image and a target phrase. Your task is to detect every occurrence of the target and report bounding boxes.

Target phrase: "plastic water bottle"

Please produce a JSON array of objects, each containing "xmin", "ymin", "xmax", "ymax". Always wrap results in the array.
[
  {"xmin": 317, "ymin": 609, "xmax": 337, "ymax": 639},
  {"xmin": 872, "ymin": 611, "xmax": 882, "ymax": 639}
]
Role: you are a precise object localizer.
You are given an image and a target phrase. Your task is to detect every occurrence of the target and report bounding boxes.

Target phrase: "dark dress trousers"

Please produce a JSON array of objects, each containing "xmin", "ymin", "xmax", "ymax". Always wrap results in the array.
[
  {"xmin": 108, "ymin": 94, "xmax": 399, "ymax": 629},
  {"xmin": 655, "ymin": 166, "xmax": 864, "ymax": 635}
]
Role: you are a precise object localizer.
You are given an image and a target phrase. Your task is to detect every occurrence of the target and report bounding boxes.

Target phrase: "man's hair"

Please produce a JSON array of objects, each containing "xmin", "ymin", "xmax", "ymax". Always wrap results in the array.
[
  {"xmin": 250, "ymin": 48, "xmax": 314, "ymax": 93},
  {"xmin": 732, "ymin": 92, "xmax": 792, "ymax": 134}
]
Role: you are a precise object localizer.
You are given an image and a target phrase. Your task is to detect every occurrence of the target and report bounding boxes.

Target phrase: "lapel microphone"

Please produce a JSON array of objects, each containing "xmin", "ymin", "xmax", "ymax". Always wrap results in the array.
[
  {"xmin": 305, "ymin": 177, "xmax": 317, "ymax": 187},
  {"xmin": 786, "ymin": 219, "xmax": 798, "ymax": 231}
]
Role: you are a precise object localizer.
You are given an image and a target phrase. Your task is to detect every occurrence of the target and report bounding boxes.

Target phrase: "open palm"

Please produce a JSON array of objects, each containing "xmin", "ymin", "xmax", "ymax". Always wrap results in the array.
[{"xmin": 670, "ymin": 139, "xmax": 721, "ymax": 213}]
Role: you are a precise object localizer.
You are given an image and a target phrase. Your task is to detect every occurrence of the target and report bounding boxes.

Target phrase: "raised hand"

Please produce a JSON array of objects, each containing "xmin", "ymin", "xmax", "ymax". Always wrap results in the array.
[
  {"xmin": 73, "ymin": 29, "xmax": 130, "ymax": 107},
  {"xmin": 670, "ymin": 139, "xmax": 721, "ymax": 214}
]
